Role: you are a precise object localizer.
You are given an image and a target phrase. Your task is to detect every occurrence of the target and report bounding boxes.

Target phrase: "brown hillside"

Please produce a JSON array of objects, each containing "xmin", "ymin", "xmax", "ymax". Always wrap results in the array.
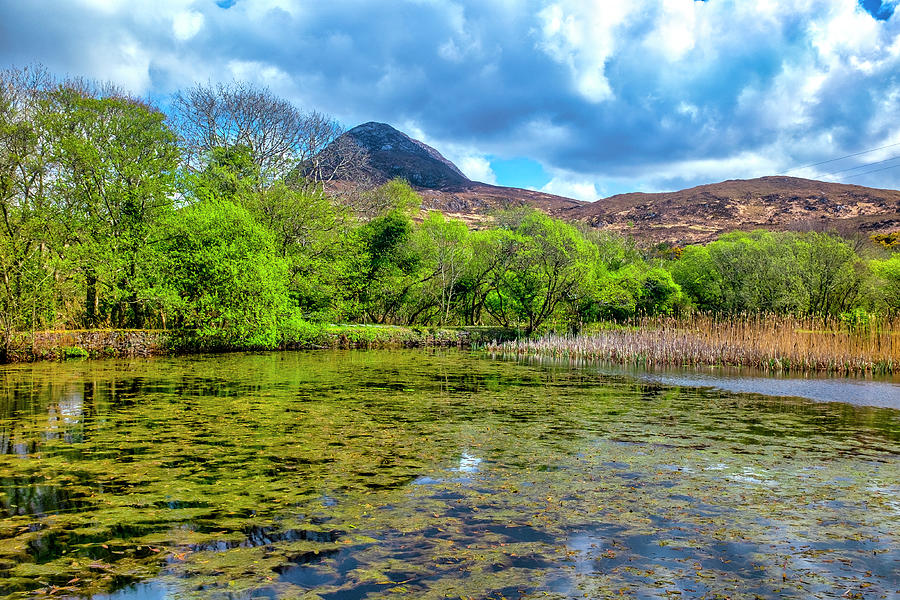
[
  {"xmin": 418, "ymin": 183, "xmax": 584, "ymax": 225},
  {"xmin": 565, "ymin": 176, "xmax": 900, "ymax": 244},
  {"xmin": 319, "ymin": 125, "xmax": 900, "ymax": 242}
]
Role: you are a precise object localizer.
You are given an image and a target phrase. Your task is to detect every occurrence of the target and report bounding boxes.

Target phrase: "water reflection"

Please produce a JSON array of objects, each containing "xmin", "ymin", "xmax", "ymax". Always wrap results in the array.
[
  {"xmin": 0, "ymin": 350, "xmax": 896, "ymax": 599},
  {"xmin": 520, "ymin": 356, "xmax": 900, "ymax": 408}
]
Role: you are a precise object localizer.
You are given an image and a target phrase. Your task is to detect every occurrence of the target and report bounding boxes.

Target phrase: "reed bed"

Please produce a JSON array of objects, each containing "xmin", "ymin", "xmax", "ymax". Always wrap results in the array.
[{"xmin": 487, "ymin": 314, "xmax": 900, "ymax": 374}]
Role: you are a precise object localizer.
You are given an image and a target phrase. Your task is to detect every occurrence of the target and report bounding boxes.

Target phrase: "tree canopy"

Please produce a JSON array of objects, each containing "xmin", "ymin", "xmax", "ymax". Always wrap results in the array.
[{"xmin": 1, "ymin": 65, "xmax": 897, "ymax": 357}]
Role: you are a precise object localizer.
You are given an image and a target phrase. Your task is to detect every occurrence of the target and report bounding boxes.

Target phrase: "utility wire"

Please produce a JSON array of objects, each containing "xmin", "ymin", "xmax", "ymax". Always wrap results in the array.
[
  {"xmin": 836, "ymin": 162, "xmax": 900, "ymax": 181},
  {"xmin": 822, "ymin": 154, "xmax": 900, "ymax": 177},
  {"xmin": 782, "ymin": 140, "xmax": 900, "ymax": 173}
]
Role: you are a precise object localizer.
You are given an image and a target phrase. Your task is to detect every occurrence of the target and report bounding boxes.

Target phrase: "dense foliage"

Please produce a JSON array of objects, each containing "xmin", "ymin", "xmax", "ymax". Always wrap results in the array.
[{"xmin": 1, "ymin": 66, "xmax": 898, "ymax": 356}]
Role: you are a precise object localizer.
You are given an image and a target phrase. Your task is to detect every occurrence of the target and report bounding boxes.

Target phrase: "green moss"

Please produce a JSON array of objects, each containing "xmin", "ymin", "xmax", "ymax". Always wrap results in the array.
[{"xmin": 63, "ymin": 346, "xmax": 89, "ymax": 359}]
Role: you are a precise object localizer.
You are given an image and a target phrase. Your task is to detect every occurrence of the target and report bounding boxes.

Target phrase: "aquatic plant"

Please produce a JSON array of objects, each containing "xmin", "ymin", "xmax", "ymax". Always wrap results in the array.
[
  {"xmin": 487, "ymin": 314, "xmax": 900, "ymax": 374},
  {"xmin": 0, "ymin": 350, "xmax": 897, "ymax": 598}
]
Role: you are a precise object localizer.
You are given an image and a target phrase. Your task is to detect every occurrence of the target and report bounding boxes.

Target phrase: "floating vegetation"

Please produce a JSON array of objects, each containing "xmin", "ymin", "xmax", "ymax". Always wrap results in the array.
[
  {"xmin": 488, "ymin": 314, "xmax": 900, "ymax": 374},
  {"xmin": 0, "ymin": 350, "xmax": 897, "ymax": 599}
]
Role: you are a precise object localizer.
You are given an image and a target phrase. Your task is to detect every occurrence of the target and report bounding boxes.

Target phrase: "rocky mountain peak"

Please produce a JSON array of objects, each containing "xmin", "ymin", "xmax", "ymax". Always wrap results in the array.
[{"xmin": 324, "ymin": 122, "xmax": 470, "ymax": 190}]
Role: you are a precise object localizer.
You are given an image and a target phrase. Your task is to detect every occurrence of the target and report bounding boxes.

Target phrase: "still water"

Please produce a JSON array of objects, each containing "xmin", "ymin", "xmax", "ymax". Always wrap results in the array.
[{"xmin": 0, "ymin": 350, "xmax": 897, "ymax": 599}]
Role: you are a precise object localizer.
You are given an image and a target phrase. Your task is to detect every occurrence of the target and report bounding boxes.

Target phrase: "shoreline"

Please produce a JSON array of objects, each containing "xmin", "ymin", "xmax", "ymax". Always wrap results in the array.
[
  {"xmin": 487, "ymin": 325, "xmax": 898, "ymax": 375},
  {"xmin": 5, "ymin": 319, "xmax": 898, "ymax": 377},
  {"xmin": 2, "ymin": 325, "xmax": 519, "ymax": 364}
]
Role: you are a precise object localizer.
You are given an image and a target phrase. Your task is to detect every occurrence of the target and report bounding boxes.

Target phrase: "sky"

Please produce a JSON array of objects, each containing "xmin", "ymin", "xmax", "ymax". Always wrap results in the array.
[{"xmin": 2, "ymin": 0, "xmax": 900, "ymax": 201}]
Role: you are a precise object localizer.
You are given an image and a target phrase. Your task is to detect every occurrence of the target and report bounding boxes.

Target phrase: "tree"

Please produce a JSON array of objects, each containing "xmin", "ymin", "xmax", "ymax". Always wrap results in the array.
[
  {"xmin": 245, "ymin": 181, "xmax": 354, "ymax": 319},
  {"xmin": 613, "ymin": 265, "xmax": 682, "ymax": 316},
  {"xmin": 488, "ymin": 211, "xmax": 596, "ymax": 334},
  {"xmin": 171, "ymin": 81, "xmax": 344, "ymax": 184},
  {"xmin": 45, "ymin": 85, "xmax": 180, "ymax": 327},
  {"xmin": 351, "ymin": 178, "xmax": 422, "ymax": 221},
  {"xmin": 0, "ymin": 66, "xmax": 56, "ymax": 358},
  {"xmin": 669, "ymin": 245, "xmax": 726, "ymax": 312},
  {"xmin": 355, "ymin": 208, "xmax": 422, "ymax": 323},
  {"xmin": 454, "ymin": 228, "xmax": 517, "ymax": 326},
  {"xmin": 870, "ymin": 254, "xmax": 900, "ymax": 315},
  {"xmin": 669, "ymin": 230, "xmax": 872, "ymax": 317},
  {"xmin": 412, "ymin": 212, "xmax": 470, "ymax": 325},
  {"xmin": 792, "ymin": 232, "xmax": 864, "ymax": 317},
  {"xmin": 152, "ymin": 196, "xmax": 292, "ymax": 348},
  {"xmin": 671, "ymin": 232, "xmax": 805, "ymax": 314}
]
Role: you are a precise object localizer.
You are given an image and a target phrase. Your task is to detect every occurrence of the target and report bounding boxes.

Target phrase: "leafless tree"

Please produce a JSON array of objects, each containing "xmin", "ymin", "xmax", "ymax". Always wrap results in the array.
[
  {"xmin": 304, "ymin": 132, "xmax": 373, "ymax": 186},
  {"xmin": 171, "ymin": 81, "xmax": 348, "ymax": 183}
]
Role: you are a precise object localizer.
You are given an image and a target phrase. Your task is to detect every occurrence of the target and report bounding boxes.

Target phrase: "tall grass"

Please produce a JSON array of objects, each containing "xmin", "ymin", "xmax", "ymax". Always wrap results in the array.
[{"xmin": 487, "ymin": 314, "xmax": 899, "ymax": 374}]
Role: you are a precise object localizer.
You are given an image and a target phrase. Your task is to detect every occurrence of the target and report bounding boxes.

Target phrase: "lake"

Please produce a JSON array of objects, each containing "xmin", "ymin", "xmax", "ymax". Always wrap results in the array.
[{"xmin": 0, "ymin": 350, "xmax": 897, "ymax": 599}]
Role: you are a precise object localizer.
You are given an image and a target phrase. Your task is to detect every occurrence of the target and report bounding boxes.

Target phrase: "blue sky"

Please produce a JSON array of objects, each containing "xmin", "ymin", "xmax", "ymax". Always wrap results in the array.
[{"xmin": 2, "ymin": 0, "xmax": 900, "ymax": 200}]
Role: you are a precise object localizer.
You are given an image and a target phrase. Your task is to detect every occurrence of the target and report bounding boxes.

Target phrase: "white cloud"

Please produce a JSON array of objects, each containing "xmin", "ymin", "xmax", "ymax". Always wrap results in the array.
[
  {"xmin": 541, "ymin": 175, "xmax": 601, "ymax": 201},
  {"xmin": 456, "ymin": 154, "xmax": 497, "ymax": 184},
  {"xmin": 644, "ymin": 151, "xmax": 783, "ymax": 189},
  {"xmin": 172, "ymin": 10, "xmax": 204, "ymax": 41},
  {"xmin": 537, "ymin": 1, "xmax": 634, "ymax": 102},
  {"xmin": 85, "ymin": 34, "xmax": 153, "ymax": 94},
  {"xmin": 647, "ymin": 0, "xmax": 699, "ymax": 60}
]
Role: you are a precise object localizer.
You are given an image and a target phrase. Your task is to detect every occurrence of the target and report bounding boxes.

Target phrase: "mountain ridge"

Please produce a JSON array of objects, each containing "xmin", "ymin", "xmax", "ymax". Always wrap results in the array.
[
  {"xmin": 320, "ymin": 123, "xmax": 900, "ymax": 243},
  {"xmin": 568, "ymin": 175, "xmax": 900, "ymax": 243}
]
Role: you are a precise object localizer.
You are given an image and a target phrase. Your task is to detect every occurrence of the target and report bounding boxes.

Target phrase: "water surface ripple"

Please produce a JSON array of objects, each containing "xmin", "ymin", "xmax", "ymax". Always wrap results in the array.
[{"xmin": 0, "ymin": 350, "xmax": 896, "ymax": 599}]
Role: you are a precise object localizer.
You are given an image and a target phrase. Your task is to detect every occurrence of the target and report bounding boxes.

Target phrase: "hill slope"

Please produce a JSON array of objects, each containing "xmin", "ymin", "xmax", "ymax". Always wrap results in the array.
[
  {"xmin": 565, "ymin": 176, "xmax": 900, "ymax": 243},
  {"xmin": 321, "ymin": 123, "xmax": 900, "ymax": 241}
]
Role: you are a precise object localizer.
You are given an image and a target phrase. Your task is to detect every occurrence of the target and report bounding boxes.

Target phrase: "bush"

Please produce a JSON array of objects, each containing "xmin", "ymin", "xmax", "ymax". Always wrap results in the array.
[{"xmin": 152, "ymin": 198, "xmax": 293, "ymax": 348}]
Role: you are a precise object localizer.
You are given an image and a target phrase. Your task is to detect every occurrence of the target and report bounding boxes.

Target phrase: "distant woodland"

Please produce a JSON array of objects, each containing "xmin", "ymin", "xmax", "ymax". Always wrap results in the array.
[{"xmin": 2, "ymin": 66, "xmax": 899, "ymax": 358}]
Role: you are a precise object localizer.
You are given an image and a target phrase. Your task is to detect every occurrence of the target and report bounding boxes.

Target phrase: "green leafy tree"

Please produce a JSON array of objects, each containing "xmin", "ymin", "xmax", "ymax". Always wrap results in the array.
[
  {"xmin": 454, "ymin": 228, "xmax": 517, "ymax": 326},
  {"xmin": 488, "ymin": 211, "xmax": 597, "ymax": 334},
  {"xmin": 0, "ymin": 67, "xmax": 59, "ymax": 358},
  {"xmin": 672, "ymin": 231, "xmax": 805, "ymax": 314},
  {"xmin": 669, "ymin": 245, "xmax": 725, "ymax": 312},
  {"xmin": 342, "ymin": 180, "xmax": 425, "ymax": 324},
  {"xmin": 152, "ymin": 196, "xmax": 292, "ymax": 348},
  {"xmin": 196, "ymin": 144, "xmax": 260, "ymax": 199},
  {"xmin": 246, "ymin": 181, "xmax": 354, "ymax": 320},
  {"xmin": 354, "ymin": 209, "xmax": 421, "ymax": 323},
  {"xmin": 408, "ymin": 212, "xmax": 471, "ymax": 325},
  {"xmin": 573, "ymin": 264, "xmax": 681, "ymax": 325},
  {"xmin": 791, "ymin": 232, "xmax": 864, "ymax": 317},
  {"xmin": 45, "ymin": 86, "xmax": 180, "ymax": 327},
  {"xmin": 354, "ymin": 178, "xmax": 422, "ymax": 221},
  {"xmin": 870, "ymin": 254, "xmax": 900, "ymax": 315}
]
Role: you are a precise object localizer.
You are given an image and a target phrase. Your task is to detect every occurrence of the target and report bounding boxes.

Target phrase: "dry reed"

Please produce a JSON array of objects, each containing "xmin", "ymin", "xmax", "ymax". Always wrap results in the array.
[{"xmin": 487, "ymin": 314, "xmax": 899, "ymax": 374}]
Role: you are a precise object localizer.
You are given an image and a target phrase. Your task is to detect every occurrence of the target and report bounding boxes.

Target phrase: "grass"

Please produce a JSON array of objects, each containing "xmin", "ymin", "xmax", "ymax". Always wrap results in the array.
[
  {"xmin": 4, "ymin": 324, "xmax": 521, "ymax": 363},
  {"xmin": 486, "ymin": 314, "xmax": 900, "ymax": 375},
  {"xmin": 12, "ymin": 316, "xmax": 898, "ymax": 374},
  {"xmin": 281, "ymin": 323, "xmax": 518, "ymax": 349}
]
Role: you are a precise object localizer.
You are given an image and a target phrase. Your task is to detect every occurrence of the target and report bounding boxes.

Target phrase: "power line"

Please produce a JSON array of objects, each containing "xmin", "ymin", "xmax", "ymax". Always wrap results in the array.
[
  {"xmin": 782, "ymin": 140, "xmax": 900, "ymax": 173},
  {"xmin": 835, "ymin": 162, "xmax": 900, "ymax": 181},
  {"xmin": 823, "ymin": 154, "xmax": 900, "ymax": 177}
]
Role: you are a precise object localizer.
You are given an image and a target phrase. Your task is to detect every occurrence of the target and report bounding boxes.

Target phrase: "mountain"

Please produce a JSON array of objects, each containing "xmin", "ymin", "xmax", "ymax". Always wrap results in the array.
[
  {"xmin": 319, "ymin": 122, "xmax": 585, "ymax": 221},
  {"xmin": 323, "ymin": 121, "xmax": 470, "ymax": 189},
  {"xmin": 565, "ymin": 176, "xmax": 900, "ymax": 244},
  {"xmin": 321, "ymin": 123, "xmax": 900, "ymax": 242}
]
